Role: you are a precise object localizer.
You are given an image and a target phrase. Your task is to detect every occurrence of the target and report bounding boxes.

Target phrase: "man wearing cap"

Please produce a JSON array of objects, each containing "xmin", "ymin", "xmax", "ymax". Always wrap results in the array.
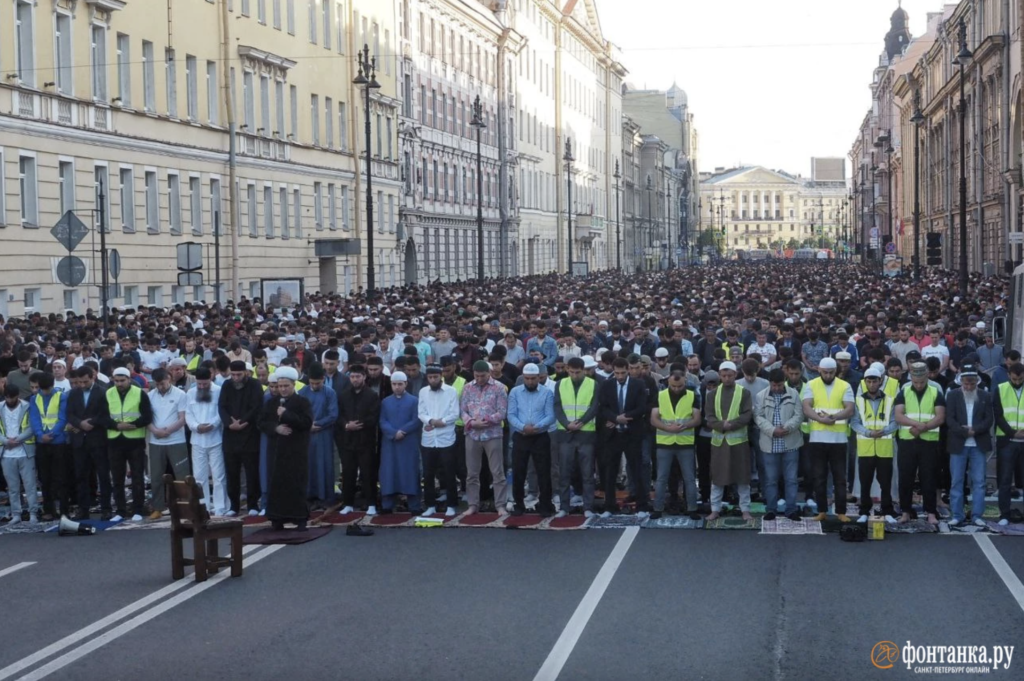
[
  {"xmin": 418, "ymin": 364, "xmax": 460, "ymax": 517},
  {"xmin": 299, "ymin": 363, "xmax": 338, "ymax": 509},
  {"xmin": 652, "ymin": 348, "xmax": 672, "ymax": 380},
  {"xmin": 29, "ymin": 372, "xmax": 71, "ymax": 521},
  {"xmin": 461, "ymin": 360, "xmax": 509, "ymax": 515},
  {"xmin": 945, "ymin": 364, "xmax": 993, "ymax": 527},
  {"xmin": 217, "ymin": 360, "xmax": 265, "ymax": 516},
  {"xmin": 850, "ymin": 365, "xmax": 898, "ymax": 523},
  {"xmin": 257, "ymin": 366, "xmax": 313, "ymax": 530},
  {"xmin": 103, "ymin": 366, "xmax": 153, "ymax": 522},
  {"xmin": 51, "ymin": 360, "xmax": 71, "ymax": 393},
  {"xmin": 650, "ymin": 370, "xmax": 703, "ymax": 519},
  {"xmin": 379, "ymin": 371, "xmax": 423, "ymax": 514},
  {"xmin": 801, "ymin": 356, "xmax": 854, "ymax": 522},
  {"xmin": 705, "ymin": 361, "xmax": 753, "ymax": 520},
  {"xmin": 894, "ymin": 362, "xmax": 946, "ymax": 524},
  {"xmin": 507, "ymin": 362, "xmax": 556, "ymax": 516},
  {"xmin": 554, "ymin": 357, "xmax": 599, "ymax": 518},
  {"xmin": 993, "ymin": 362, "xmax": 1024, "ymax": 525}
]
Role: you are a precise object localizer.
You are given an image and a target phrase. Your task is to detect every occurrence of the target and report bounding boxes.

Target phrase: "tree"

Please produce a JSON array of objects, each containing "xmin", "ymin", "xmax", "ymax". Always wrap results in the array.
[{"xmin": 785, "ymin": 238, "xmax": 800, "ymax": 250}]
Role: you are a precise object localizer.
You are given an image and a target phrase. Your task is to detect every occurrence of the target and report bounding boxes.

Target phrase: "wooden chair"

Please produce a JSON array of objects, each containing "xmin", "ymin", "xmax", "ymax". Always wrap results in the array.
[{"xmin": 165, "ymin": 474, "xmax": 244, "ymax": 582}]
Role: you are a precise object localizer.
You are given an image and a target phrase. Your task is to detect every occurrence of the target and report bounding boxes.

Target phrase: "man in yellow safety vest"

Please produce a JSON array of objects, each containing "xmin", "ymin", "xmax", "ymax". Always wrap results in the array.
[
  {"xmin": 894, "ymin": 362, "xmax": 946, "ymax": 525},
  {"xmin": 650, "ymin": 371, "xmax": 702, "ymax": 520},
  {"xmin": 801, "ymin": 357, "xmax": 855, "ymax": 522},
  {"xmin": 849, "ymin": 365, "xmax": 898, "ymax": 523},
  {"xmin": 102, "ymin": 366, "xmax": 153, "ymax": 522}
]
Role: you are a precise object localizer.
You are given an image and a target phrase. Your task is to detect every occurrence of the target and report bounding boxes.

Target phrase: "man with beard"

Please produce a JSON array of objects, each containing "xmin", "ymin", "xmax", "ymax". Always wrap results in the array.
[
  {"xmin": 555, "ymin": 357, "xmax": 599, "ymax": 518},
  {"xmin": 258, "ymin": 366, "xmax": 313, "ymax": 530},
  {"xmin": 598, "ymin": 358, "xmax": 650, "ymax": 518},
  {"xmin": 300, "ymin": 363, "xmax": 338, "ymax": 509},
  {"xmin": 894, "ymin": 362, "xmax": 946, "ymax": 525},
  {"xmin": 704, "ymin": 362, "xmax": 754, "ymax": 521},
  {"xmin": 364, "ymin": 356, "xmax": 392, "ymax": 398},
  {"xmin": 168, "ymin": 357, "xmax": 195, "ymax": 392},
  {"xmin": 944, "ymin": 365, "xmax": 992, "ymax": 527},
  {"xmin": 802, "ymin": 357, "xmax": 855, "ymax": 522},
  {"xmin": 321, "ymin": 350, "xmax": 350, "ymax": 395},
  {"xmin": 145, "ymin": 368, "xmax": 188, "ymax": 520},
  {"xmin": 379, "ymin": 372, "xmax": 423, "ymax": 514},
  {"xmin": 461, "ymin": 360, "xmax": 509, "ymax": 516},
  {"xmin": 186, "ymin": 367, "xmax": 227, "ymax": 515},
  {"xmin": 337, "ymin": 365, "xmax": 381, "ymax": 515},
  {"xmin": 849, "ymin": 366, "xmax": 898, "ymax": 524},
  {"xmin": 417, "ymin": 364, "xmax": 460, "ymax": 517},
  {"xmin": 103, "ymin": 367, "xmax": 153, "ymax": 521},
  {"xmin": 650, "ymin": 371, "xmax": 703, "ymax": 520},
  {"xmin": 507, "ymin": 363, "xmax": 556, "ymax": 517},
  {"xmin": 217, "ymin": 360, "xmax": 264, "ymax": 516}
]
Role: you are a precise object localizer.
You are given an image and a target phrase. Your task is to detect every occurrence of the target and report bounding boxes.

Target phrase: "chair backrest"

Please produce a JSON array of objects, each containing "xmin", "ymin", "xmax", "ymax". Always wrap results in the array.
[{"xmin": 164, "ymin": 474, "xmax": 210, "ymax": 529}]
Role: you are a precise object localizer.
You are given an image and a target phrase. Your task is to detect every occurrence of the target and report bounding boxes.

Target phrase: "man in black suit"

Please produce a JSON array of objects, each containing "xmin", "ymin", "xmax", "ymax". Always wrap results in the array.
[
  {"xmin": 65, "ymin": 366, "xmax": 112, "ymax": 520},
  {"xmin": 598, "ymin": 357, "xmax": 650, "ymax": 517}
]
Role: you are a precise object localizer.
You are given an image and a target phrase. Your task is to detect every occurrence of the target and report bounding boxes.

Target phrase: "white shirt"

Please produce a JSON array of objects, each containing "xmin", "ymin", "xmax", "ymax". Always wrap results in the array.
[
  {"xmin": 265, "ymin": 346, "xmax": 288, "ymax": 366},
  {"xmin": 148, "ymin": 385, "xmax": 188, "ymax": 445},
  {"xmin": 748, "ymin": 343, "xmax": 777, "ymax": 360},
  {"xmin": 0, "ymin": 402, "xmax": 29, "ymax": 458},
  {"xmin": 964, "ymin": 392, "xmax": 977, "ymax": 447},
  {"xmin": 921, "ymin": 344, "xmax": 950, "ymax": 364},
  {"xmin": 138, "ymin": 349, "xmax": 169, "ymax": 373},
  {"xmin": 418, "ymin": 383, "xmax": 459, "ymax": 448},
  {"xmin": 53, "ymin": 378, "xmax": 72, "ymax": 394},
  {"xmin": 185, "ymin": 384, "xmax": 223, "ymax": 448}
]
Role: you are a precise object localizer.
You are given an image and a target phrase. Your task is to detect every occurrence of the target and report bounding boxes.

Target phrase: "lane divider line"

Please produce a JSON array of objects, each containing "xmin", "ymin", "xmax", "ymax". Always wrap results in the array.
[
  {"xmin": 0, "ymin": 563, "xmax": 36, "ymax": 580},
  {"xmin": 533, "ymin": 527, "xmax": 640, "ymax": 681},
  {"xmin": 974, "ymin": 534, "xmax": 1024, "ymax": 614}
]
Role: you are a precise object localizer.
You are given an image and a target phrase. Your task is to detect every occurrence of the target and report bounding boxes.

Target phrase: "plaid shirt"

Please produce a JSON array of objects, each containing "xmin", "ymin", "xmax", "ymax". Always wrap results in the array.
[
  {"xmin": 460, "ymin": 377, "xmax": 508, "ymax": 442},
  {"xmin": 771, "ymin": 393, "xmax": 786, "ymax": 454}
]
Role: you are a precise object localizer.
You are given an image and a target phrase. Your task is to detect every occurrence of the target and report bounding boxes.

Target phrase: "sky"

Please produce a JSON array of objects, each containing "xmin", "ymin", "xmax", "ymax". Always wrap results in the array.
[{"xmin": 597, "ymin": 0, "xmax": 938, "ymax": 178}]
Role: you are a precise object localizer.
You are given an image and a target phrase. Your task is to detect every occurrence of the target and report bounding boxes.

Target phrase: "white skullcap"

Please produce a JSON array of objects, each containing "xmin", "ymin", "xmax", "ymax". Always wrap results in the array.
[
  {"xmin": 834, "ymin": 351, "xmax": 851, "ymax": 361},
  {"xmin": 268, "ymin": 372, "xmax": 279, "ymax": 383},
  {"xmin": 275, "ymin": 367, "xmax": 299, "ymax": 382},
  {"xmin": 865, "ymin": 366, "xmax": 884, "ymax": 378},
  {"xmin": 522, "ymin": 363, "xmax": 540, "ymax": 376},
  {"xmin": 655, "ymin": 347, "xmax": 669, "ymax": 358},
  {"xmin": 112, "ymin": 368, "xmax": 131, "ymax": 378},
  {"xmin": 169, "ymin": 357, "xmax": 187, "ymax": 367},
  {"xmin": 870, "ymin": 362, "xmax": 885, "ymax": 375},
  {"xmin": 391, "ymin": 371, "xmax": 408, "ymax": 383},
  {"xmin": 818, "ymin": 358, "xmax": 837, "ymax": 370},
  {"xmin": 582, "ymin": 355, "xmax": 597, "ymax": 369},
  {"xmin": 719, "ymin": 361, "xmax": 737, "ymax": 372},
  {"xmin": 52, "ymin": 359, "xmax": 66, "ymax": 367}
]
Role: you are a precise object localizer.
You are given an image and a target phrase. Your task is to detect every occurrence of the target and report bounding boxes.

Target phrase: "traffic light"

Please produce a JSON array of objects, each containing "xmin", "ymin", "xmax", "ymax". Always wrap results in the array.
[{"xmin": 926, "ymin": 232, "xmax": 941, "ymax": 266}]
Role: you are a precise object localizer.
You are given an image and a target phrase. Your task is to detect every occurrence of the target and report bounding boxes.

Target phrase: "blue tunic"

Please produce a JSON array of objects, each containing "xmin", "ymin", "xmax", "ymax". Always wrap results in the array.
[
  {"xmin": 259, "ymin": 390, "xmax": 274, "ymax": 509},
  {"xmin": 378, "ymin": 393, "xmax": 422, "ymax": 496},
  {"xmin": 299, "ymin": 384, "xmax": 338, "ymax": 501}
]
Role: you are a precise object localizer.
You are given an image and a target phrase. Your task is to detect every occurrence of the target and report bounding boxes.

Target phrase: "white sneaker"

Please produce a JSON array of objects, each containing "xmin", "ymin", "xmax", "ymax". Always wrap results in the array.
[
  {"xmin": 948, "ymin": 518, "xmax": 961, "ymax": 527},
  {"xmin": 857, "ymin": 515, "xmax": 868, "ymax": 524},
  {"xmin": 366, "ymin": 506, "xmax": 378, "ymax": 516},
  {"xmin": 584, "ymin": 510, "xmax": 595, "ymax": 519},
  {"xmin": 258, "ymin": 508, "xmax": 266, "ymax": 517},
  {"xmin": 600, "ymin": 511, "xmax": 612, "ymax": 519},
  {"xmin": 884, "ymin": 515, "xmax": 897, "ymax": 524},
  {"xmin": 555, "ymin": 510, "xmax": 568, "ymax": 519},
  {"xmin": 29, "ymin": 514, "xmax": 38, "ymax": 524},
  {"xmin": 636, "ymin": 511, "xmax": 650, "ymax": 520},
  {"xmin": 445, "ymin": 507, "xmax": 456, "ymax": 517},
  {"xmin": 806, "ymin": 499, "xmax": 818, "ymax": 509},
  {"xmin": 340, "ymin": 506, "xmax": 354, "ymax": 515},
  {"xmin": 6, "ymin": 517, "xmax": 22, "ymax": 526},
  {"xmin": 570, "ymin": 495, "xmax": 584, "ymax": 507},
  {"xmin": 999, "ymin": 518, "xmax": 1010, "ymax": 526},
  {"xmin": 974, "ymin": 517, "xmax": 987, "ymax": 527},
  {"xmin": 524, "ymin": 493, "xmax": 538, "ymax": 504},
  {"xmin": 247, "ymin": 509, "xmax": 259, "ymax": 517},
  {"xmin": 224, "ymin": 510, "xmax": 237, "ymax": 518},
  {"xmin": 109, "ymin": 514, "xmax": 123, "ymax": 523},
  {"xmin": 421, "ymin": 507, "xmax": 437, "ymax": 518},
  {"xmin": 131, "ymin": 514, "xmax": 143, "ymax": 522}
]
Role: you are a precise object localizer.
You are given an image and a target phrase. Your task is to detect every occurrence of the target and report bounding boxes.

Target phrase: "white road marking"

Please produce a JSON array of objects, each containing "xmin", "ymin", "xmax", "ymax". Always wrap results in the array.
[
  {"xmin": 533, "ymin": 527, "xmax": 640, "ymax": 681},
  {"xmin": 974, "ymin": 534, "xmax": 1024, "ymax": 614},
  {"xmin": 0, "ymin": 562, "xmax": 36, "ymax": 579},
  {"xmin": 0, "ymin": 545, "xmax": 265, "ymax": 681}
]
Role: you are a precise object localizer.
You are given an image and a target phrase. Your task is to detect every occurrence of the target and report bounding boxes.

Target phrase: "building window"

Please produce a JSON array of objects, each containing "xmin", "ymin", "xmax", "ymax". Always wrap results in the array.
[
  {"xmin": 247, "ymin": 184, "xmax": 258, "ymax": 236},
  {"xmin": 286, "ymin": 0, "xmax": 295, "ymax": 34},
  {"xmin": 190, "ymin": 176, "xmax": 202, "ymax": 235},
  {"xmin": 147, "ymin": 285, "xmax": 163, "ymax": 306},
  {"xmin": 308, "ymin": 0, "xmax": 317, "ymax": 44},
  {"xmin": 120, "ymin": 167, "xmax": 135, "ymax": 233},
  {"xmin": 325, "ymin": 97, "xmax": 334, "ymax": 147},
  {"xmin": 24, "ymin": 288, "xmax": 41, "ymax": 312},
  {"xmin": 327, "ymin": 183, "xmax": 336, "ymax": 231},
  {"xmin": 341, "ymin": 185, "xmax": 349, "ymax": 230},
  {"xmin": 314, "ymin": 181, "xmax": 324, "ymax": 229},
  {"xmin": 258, "ymin": 0, "xmax": 267, "ymax": 24},
  {"xmin": 145, "ymin": 170, "xmax": 159, "ymax": 233},
  {"xmin": 311, "ymin": 94, "xmax": 320, "ymax": 144},
  {"xmin": 243, "ymin": 71, "xmax": 255, "ymax": 129},
  {"xmin": 280, "ymin": 187, "xmax": 289, "ymax": 239},
  {"xmin": 91, "ymin": 25, "xmax": 108, "ymax": 102},
  {"xmin": 115, "ymin": 33, "xmax": 131, "ymax": 106},
  {"xmin": 206, "ymin": 61, "xmax": 219, "ymax": 124},
  {"xmin": 388, "ymin": 195, "xmax": 395, "ymax": 233},
  {"xmin": 293, "ymin": 188, "xmax": 302, "ymax": 237},
  {"xmin": 210, "ymin": 178, "xmax": 222, "ymax": 235},
  {"xmin": 339, "ymin": 102, "xmax": 348, "ymax": 151},
  {"xmin": 323, "ymin": 0, "xmax": 331, "ymax": 48},
  {"xmin": 275, "ymin": 80, "xmax": 285, "ymax": 136},
  {"xmin": 166, "ymin": 48, "xmax": 178, "ymax": 117},
  {"xmin": 168, "ymin": 173, "xmax": 182, "ymax": 235},
  {"xmin": 386, "ymin": 116, "xmax": 393, "ymax": 159},
  {"xmin": 185, "ymin": 55, "xmax": 198, "ymax": 121},
  {"xmin": 59, "ymin": 161, "xmax": 75, "ymax": 216},
  {"xmin": 142, "ymin": 41, "xmax": 156, "ymax": 112},
  {"xmin": 264, "ymin": 185, "xmax": 274, "ymax": 237},
  {"xmin": 273, "ymin": 0, "xmax": 282, "ymax": 29},
  {"xmin": 15, "ymin": 0, "xmax": 35, "ymax": 87},
  {"xmin": 19, "ymin": 156, "xmax": 38, "ymax": 227},
  {"xmin": 260, "ymin": 75, "xmax": 271, "ymax": 135},
  {"xmin": 377, "ymin": 190, "xmax": 384, "ymax": 232},
  {"xmin": 55, "ymin": 14, "xmax": 73, "ymax": 95}
]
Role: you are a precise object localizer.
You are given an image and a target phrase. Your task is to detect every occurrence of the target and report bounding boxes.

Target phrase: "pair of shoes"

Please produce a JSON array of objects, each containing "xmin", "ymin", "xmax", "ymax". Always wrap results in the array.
[
  {"xmin": 444, "ymin": 507, "xmax": 457, "ymax": 517},
  {"xmin": 555, "ymin": 510, "xmax": 568, "ymax": 519},
  {"xmin": 131, "ymin": 514, "xmax": 143, "ymax": 522},
  {"xmin": 883, "ymin": 515, "xmax": 897, "ymax": 524},
  {"xmin": 570, "ymin": 495, "xmax": 584, "ymax": 507},
  {"xmin": 108, "ymin": 513, "xmax": 123, "ymax": 523},
  {"xmin": 6, "ymin": 517, "xmax": 22, "ymax": 526},
  {"xmin": 599, "ymin": 511, "xmax": 613, "ymax": 519},
  {"xmin": 856, "ymin": 515, "xmax": 869, "ymax": 524},
  {"xmin": 811, "ymin": 513, "xmax": 827, "ymax": 521},
  {"xmin": 147, "ymin": 510, "xmax": 162, "ymax": 521},
  {"xmin": 365, "ymin": 506, "xmax": 378, "ymax": 516},
  {"xmin": 763, "ymin": 512, "xmax": 777, "ymax": 521},
  {"xmin": 636, "ymin": 511, "xmax": 650, "ymax": 520},
  {"xmin": 584, "ymin": 510, "xmax": 595, "ymax": 519},
  {"xmin": 339, "ymin": 506, "xmax": 355, "ymax": 515},
  {"xmin": 247, "ymin": 509, "xmax": 259, "ymax": 517},
  {"xmin": 786, "ymin": 512, "xmax": 802, "ymax": 522},
  {"xmin": 999, "ymin": 517, "xmax": 1010, "ymax": 526},
  {"xmin": 421, "ymin": 507, "xmax": 437, "ymax": 518},
  {"xmin": 649, "ymin": 511, "xmax": 663, "ymax": 520},
  {"xmin": 973, "ymin": 517, "xmax": 987, "ymax": 528}
]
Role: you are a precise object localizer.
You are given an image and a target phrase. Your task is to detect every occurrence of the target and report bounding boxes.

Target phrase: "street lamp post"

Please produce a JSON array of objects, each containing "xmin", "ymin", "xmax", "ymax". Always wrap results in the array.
[
  {"xmin": 564, "ymin": 139, "xmax": 575, "ymax": 275},
  {"xmin": 645, "ymin": 175, "xmax": 653, "ymax": 271},
  {"xmin": 954, "ymin": 17, "xmax": 973, "ymax": 297},
  {"xmin": 871, "ymin": 153, "xmax": 880, "ymax": 262},
  {"xmin": 885, "ymin": 131, "xmax": 894, "ymax": 251},
  {"xmin": 352, "ymin": 44, "xmax": 381, "ymax": 298},
  {"xmin": 470, "ymin": 95, "xmax": 486, "ymax": 282},
  {"xmin": 910, "ymin": 90, "xmax": 924, "ymax": 279},
  {"xmin": 613, "ymin": 160, "xmax": 622, "ymax": 271}
]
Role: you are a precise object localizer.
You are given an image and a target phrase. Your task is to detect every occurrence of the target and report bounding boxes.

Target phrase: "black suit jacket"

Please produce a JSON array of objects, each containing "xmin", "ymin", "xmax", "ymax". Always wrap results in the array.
[
  {"xmin": 66, "ymin": 385, "xmax": 110, "ymax": 448},
  {"xmin": 598, "ymin": 377, "xmax": 649, "ymax": 437}
]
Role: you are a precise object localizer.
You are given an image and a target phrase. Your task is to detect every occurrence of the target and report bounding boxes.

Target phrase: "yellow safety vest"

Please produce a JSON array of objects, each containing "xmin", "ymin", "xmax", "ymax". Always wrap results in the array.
[
  {"xmin": 557, "ymin": 377, "xmax": 596, "ymax": 432},
  {"xmin": 808, "ymin": 377, "xmax": 851, "ymax": 434},
  {"xmin": 722, "ymin": 341, "xmax": 744, "ymax": 354},
  {"xmin": 855, "ymin": 394, "xmax": 894, "ymax": 458},
  {"xmin": 859, "ymin": 376, "xmax": 900, "ymax": 400},
  {"xmin": 710, "ymin": 385, "xmax": 747, "ymax": 447},
  {"xmin": 106, "ymin": 385, "xmax": 146, "ymax": 440},
  {"xmin": 790, "ymin": 381, "xmax": 810, "ymax": 434},
  {"xmin": 656, "ymin": 389, "xmax": 696, "ymax": 446},
  {"xmin": 252, "ymin": 363, "xmax": 277, "ymax": 378},
  {"xmin": 996, "ymin": 382, "xmax": 1024, "ymax": 437},
  {"xmin": 898, "ymin": 384, "xmax": 939, "ymax": 441},
  {"xmin": 34, "ymin": 393, "xmax": 61, "ymax": 432},
  {"xmin": 0, "ymin": 407, "xmax": 34, "ymax": 445},
  {"xmin": 185, "ymin": 354, "xmax": 201, "ymax": 373},
  {"xmin": 449, "ymin": 376, "xmax": 466, "ymax": 427}
]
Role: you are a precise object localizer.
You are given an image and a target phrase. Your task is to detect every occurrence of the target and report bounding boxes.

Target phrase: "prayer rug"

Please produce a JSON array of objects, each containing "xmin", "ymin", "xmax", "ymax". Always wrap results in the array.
[
  {"xmin": 243, "ymin": 525, "xmax": 333, "ymax": 545},
  {"xmin": 43, "ymin": 518, "xmax": 124, "ymax": 533},
  {"xmin": 503, "ymin": 514, "xmax": 546, "ymax": 529},
  {"xmin": 704, "ymin": 515, "xmax": 759, "ymax": 530},
  {"xmin": 364, "ymin": 513, "xmax": 418, "ymax": 528},
  {"xmin": 0, "ymin": 520, "xmax": 59, "ymax": 535},
  {"xmin": 759, "ymin": 518, "xmax": 824, "ymax": 535},
  {"xmin": 588, "ymin": 514, "xmax": 646, "ymax": 529},
  {"xmin": 538, "ymin": 515, "xmax": 589, "ymax": 530},
  {"xmin": 984, "ymin": 520, "xmax": 1024, "ymax": 536},
  {"xmin": 310, "ymin": 511, "xmax": 365, "ymax": 527},
  {"xmin": 885, "ymin": 519, "xmax": 939, "ymax": 534},
  {"xmin": 643, "ymin": 516, "xmax": 704, "ymax": 530},
  {"xmin": 938, "ymin": 522, "xmax": 987, "ymax": 534},
  {"xmin": 450, "ymin": 512, "xmax": 505, "ymax": 528},
  {"xmin": 107, "ymin": 518, "xmax": 172, "ymax": 531}
]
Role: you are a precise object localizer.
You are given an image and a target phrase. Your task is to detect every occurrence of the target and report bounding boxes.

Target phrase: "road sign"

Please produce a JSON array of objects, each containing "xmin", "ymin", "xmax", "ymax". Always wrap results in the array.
[
  {"xmin": 885, "ymin": 242, "xmax": 897, "ymax": 254},
  {"xmin": 109, "ymin": 248, "xmax": 122, "ymax": 280},
  {"xmin": 177, "ymin": 242, "xmax": 204, "ymax": 271},
  {"xmin": 675, "ymin": 248, "xmax": 683, "ymax": 257},
  {"xmin": 177, "ymin": 271, "xmax": 203, "ymax": 286},
  {"xmin": 869, "ymin": 227, "xmax": 880, "ymax": 238},
  {"xmin": 1010, "ymin": 232, "xmax": 1024, "ymax": 245},
  {"xmin": 50, "ymin": 211, "xmax": 90, "ymax": 252},
  {"xmin": 56, "ymin": 255, "xmax": 87, "ymax": 287}
]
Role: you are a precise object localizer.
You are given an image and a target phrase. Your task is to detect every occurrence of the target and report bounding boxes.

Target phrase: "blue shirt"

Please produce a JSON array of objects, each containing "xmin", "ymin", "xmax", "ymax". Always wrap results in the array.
[
  {"xmin": 507, "ymin": 384, "xmax": 556, "ymax": 434},
  {"xmin": 29, "ymin": 391, "xmax": 68, "ymax": 445},
  {"xmin": 526, "ymin": 336, "xmax": 558, "ymax": 368},
  {"xmin": 830, "ymin": 343, "xmax": 859, "ymax": 364}
]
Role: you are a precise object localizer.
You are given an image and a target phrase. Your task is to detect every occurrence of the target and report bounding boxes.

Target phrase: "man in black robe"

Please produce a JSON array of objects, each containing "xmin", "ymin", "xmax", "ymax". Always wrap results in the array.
[{"xmin": 258, "ymin": 366, "xmax": 313, "ymax": 530}]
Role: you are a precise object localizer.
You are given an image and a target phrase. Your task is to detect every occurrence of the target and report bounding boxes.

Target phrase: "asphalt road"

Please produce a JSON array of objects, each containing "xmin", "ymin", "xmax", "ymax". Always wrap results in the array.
[{"xmin": 1, "ymin": 528, "xmax": 1023, "ymax": 680}]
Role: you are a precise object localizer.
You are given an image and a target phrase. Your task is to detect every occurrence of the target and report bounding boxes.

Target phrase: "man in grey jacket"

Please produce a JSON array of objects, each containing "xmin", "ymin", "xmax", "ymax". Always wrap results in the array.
[
  {"xmin": 0, "ymin": 384, "xmax": 38, "ymax": 525},
  {"xmin": 753, "ymin": 369, "xmax": 804, "ymax": 521},
  {"xmin": 945, "ymin": 364, "xmax": 994, "ymax": 527}
]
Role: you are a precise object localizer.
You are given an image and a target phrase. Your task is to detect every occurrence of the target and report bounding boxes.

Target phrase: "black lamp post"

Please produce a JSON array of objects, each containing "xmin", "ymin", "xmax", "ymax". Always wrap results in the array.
[
  {"xmin": 871, "ymin": 153, "xmax": 880, "ymax": 261},
  {"xmin": 910, "ymin": 89, "xmax": 925, "ymax": 279},
  {"xmin": 470, "ymin": 95, "xmax": 485, "ymax": 282},
  {"xmin": 954, "ymin": 17, "xmax": 972, "ymax": 297},
  {"xmin": 564, "ymin": 139, "xmax": 574, "ymax": 275},
  {"xmin": 613, "ymin": 159, "xmax": 621, "ymax": 271},
  {"xmin": 645, "ymin": 174, "xmax": 653, "ymax": 271},
  {"xmin": 353, "ymin": 44, "xmax": 381, "ymax": 297},
  {"xmin": 884, "ymin": 131, "xmax": 894, "ymax": 250}
]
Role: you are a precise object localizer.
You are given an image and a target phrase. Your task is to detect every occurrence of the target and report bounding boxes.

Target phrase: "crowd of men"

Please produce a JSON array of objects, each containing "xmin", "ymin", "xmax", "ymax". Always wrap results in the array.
[{"xmin": 1, "ymin": 261, "xmax": 1022, "ymax": 531}]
